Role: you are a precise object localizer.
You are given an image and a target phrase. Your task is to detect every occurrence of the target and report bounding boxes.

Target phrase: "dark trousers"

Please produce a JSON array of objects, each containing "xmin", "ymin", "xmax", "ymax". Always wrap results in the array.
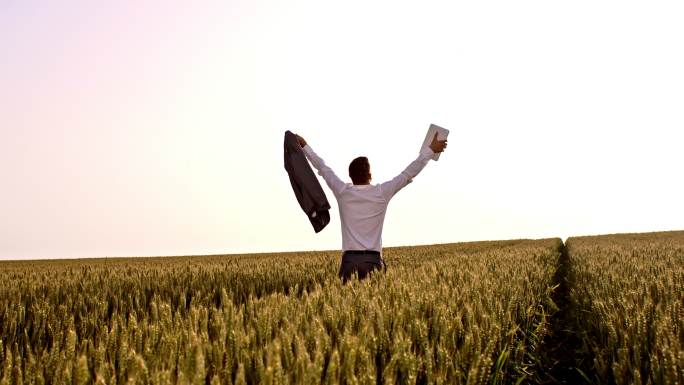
[{"xmin": 339, "ymin": 251, "xmax": 384, "ymax": 283}]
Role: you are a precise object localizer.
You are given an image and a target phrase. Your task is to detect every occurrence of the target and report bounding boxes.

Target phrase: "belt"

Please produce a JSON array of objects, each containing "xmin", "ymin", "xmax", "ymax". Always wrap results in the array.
[
  {"xmin": 343, "ymin": 250, "xmax": 386, "ymax": 272},
  {"xmin": 344, "ymin": 250, "xmax": 380, "ymax": 256}
]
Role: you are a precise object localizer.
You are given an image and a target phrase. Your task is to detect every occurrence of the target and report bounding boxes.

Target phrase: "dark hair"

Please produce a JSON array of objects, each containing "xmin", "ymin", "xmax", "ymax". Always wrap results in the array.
[{"xmin": 349, "ymin": 156, "xmax": 371, "ymax": 185}]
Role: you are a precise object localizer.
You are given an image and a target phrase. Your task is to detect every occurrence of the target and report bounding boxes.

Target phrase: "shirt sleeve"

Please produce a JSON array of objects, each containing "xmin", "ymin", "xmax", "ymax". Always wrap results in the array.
[
  {"xmin": 302, "ymin": 145, "xmax": 346, "ymax": 196},
  {"xmin": 380, "ymin": 147, "xmax": 434, "ymax": 201}
]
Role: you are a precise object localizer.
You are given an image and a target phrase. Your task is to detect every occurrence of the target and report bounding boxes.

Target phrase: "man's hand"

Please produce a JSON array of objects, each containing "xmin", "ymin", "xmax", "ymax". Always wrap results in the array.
[
  {"xmin": 429, "ymin": 132, "xmax": 448, "ymax": 153},
  {"xmin": 296, "ymin": 134, "xmax": 307, "ymax": 148}
]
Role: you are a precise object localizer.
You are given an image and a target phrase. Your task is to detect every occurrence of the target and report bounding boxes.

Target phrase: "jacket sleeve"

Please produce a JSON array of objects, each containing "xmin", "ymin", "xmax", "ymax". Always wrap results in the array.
[
  {"xmin": 284, "ymin": 131, "xmax": 317, "ymax": 214},
  {"xmin": 379, "ymin": 148, "xmax": 434, "ymax": 201},
  {"xmin": 302, "ymin": 145, "xmax": 346, "ymax": 196}
]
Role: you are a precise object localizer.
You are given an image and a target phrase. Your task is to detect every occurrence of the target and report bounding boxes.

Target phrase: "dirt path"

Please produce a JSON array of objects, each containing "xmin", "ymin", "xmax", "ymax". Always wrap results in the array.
[{"xmin": 529, "ymin": 242, "xmax": 594, "ymax": 384}]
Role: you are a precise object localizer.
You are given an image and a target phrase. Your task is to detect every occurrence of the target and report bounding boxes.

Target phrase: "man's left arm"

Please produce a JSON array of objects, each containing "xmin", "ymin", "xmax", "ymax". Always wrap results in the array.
[{"xmin": 297, "ymin": 135, "xmax": 346, "ymax": 195}]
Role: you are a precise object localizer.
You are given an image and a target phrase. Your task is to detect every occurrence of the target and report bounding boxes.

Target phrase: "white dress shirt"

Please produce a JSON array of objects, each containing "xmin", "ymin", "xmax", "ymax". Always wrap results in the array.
[{"xmin": 303, "ymin": 145, "xmax": 434, "ymax": 253}]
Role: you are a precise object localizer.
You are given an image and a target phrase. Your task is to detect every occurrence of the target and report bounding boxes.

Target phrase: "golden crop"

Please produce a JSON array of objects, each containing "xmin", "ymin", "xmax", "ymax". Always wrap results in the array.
[
  {"xmin": 0, "ymin": 239, "xmax": 561, "ymax": 384},
  {"xmin": 567, "ymin": 231, "xmax": 684, "ymax": 385}
]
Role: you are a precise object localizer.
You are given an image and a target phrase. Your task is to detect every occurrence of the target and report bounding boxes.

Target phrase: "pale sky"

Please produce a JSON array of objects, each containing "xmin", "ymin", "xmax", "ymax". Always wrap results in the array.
[{"xmin": 1, "ymin": 0, "xmax": 683, "ymax": 260}]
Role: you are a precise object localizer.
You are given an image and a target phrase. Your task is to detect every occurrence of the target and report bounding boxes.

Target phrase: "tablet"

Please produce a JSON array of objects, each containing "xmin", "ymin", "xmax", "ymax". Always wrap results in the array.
[{"xmin": 421, "ymin": 124, "xmax": 449, "ymax": 161}]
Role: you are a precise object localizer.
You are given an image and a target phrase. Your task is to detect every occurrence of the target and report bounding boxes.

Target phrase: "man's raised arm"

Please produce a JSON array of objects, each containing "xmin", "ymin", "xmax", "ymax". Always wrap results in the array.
[
  {"xmin": 297, "ymin": 134, "xmax": 346, "ymax": 196},
  {"xmin": 380, "ymin": 132, "xmax": 448, "ymax": 201}
]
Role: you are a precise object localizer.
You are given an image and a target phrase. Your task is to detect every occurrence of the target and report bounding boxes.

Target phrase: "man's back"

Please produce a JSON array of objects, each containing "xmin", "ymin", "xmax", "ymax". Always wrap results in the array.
[
  {"xmin": 295, "ymin": 133, "xmax": 447, "ymax": 282},
  {"xmin": 302, "ymin": 144, "xmax": 436, "ymax": 252},
  {"xmin": 334, "ymin": 183, "xmax": 390, "ymax": 252}
]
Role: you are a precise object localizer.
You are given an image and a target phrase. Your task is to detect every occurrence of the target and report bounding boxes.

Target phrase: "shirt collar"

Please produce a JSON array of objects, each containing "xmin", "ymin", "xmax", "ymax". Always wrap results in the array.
[{"xmin": 352, "ymin": 184, "xmax": 371, "ymax": 189}]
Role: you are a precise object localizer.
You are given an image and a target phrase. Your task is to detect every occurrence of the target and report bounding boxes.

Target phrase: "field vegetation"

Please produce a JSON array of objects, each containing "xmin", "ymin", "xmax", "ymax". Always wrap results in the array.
[
  {"xmin": 1, "ymin": 231, "xmax": 682, "ymax": 384},
  {"xmin": 566, "ymin": 231, "xmax": 684, "ymax": 384},
  {"xmin": 0, "ymin": 239, "xmax": 561, "ymax": 384}
]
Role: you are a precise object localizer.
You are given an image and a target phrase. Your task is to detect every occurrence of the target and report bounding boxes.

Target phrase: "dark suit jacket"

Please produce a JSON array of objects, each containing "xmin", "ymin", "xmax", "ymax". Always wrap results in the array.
[{"xmin": 284, "ymin": 131, "xmax": 331, "ymax": 233}]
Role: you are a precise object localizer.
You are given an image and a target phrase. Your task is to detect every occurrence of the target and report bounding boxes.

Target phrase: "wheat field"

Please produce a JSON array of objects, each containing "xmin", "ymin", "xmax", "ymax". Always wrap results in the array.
[
  {"xmin": 0, "ymin": 232, "xmax": 682, "ymax": 384},
  {"xmin": 566, "ymin": 231, "xmax": 684, "ymax": 384}
]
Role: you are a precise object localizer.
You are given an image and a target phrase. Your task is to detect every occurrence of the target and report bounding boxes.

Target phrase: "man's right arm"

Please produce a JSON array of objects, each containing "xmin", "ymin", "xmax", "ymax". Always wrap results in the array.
[
  {"xmin": 379, "ymin": 132, "xmax": 447, "ymax": 201},
  {"xmin": 379, "ymin": 148, "xmax": 434, "ymax": 201}
]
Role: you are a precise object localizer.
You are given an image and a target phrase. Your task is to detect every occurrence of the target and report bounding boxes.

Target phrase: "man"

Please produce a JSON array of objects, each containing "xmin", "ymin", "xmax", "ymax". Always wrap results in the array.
[{"xmin": 295, "ymin": 132, "xmax": 447, "ymax": 283}]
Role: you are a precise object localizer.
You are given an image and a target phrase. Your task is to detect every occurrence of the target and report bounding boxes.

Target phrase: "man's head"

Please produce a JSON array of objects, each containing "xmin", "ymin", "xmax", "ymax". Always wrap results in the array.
[{"xmin": 349, "ymin": 156, "xmax": 371, "ymax": 185}]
